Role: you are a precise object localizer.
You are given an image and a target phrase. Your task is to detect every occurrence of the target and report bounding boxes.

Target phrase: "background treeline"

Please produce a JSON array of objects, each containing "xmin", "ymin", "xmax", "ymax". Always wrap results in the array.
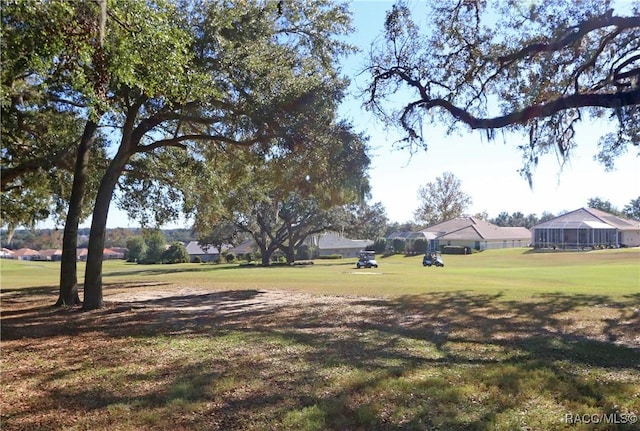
[
  {"xmin": 1, "ymin": 228, "xmax": 195, "ymax": 250},
  {"xmin": 3, "ymin": 195, "xmax": 638, "ymax": 252}
]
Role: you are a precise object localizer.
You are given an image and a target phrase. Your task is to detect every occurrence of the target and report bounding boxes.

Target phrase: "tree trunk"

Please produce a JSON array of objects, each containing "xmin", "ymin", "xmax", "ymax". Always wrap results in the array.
[
  {"xmin": 282, "ymin": 224, "xmax": 295, "ymax": 264},
  {"xmin": 61, "ymin": 0, "xmax": 108, "ymax": 308},
  {"xmin": 260, "ymin": 246, "xmax": 271, "ymax": 266},
  {"xmin": 82, "ymin": 152, "xmax": 130, "ymax": 310},
  {"xmin": 56, "ymin": 120, "xmax": 98, "ymax": 307},
  {"xmin": 283, "ymin": 244, "xmax": 295, "ymax": 264}
]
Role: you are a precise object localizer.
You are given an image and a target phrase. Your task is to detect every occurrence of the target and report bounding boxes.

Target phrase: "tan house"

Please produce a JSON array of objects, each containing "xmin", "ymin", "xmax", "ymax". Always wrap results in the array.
[
  {"xmin": 0, "ymin": 248, "xmax": 15, "ymax": 259},
  {"xmin": 531, "ymin": 208, "xmax": 640, "ymax": 249},
  {"xmin": 13, "ymin": 248, "xmax": 44, "ymax": 260},
  {"xmin": 420, "ymin": 217, "xmax": 531, "ymax": 252},
  {"xmin": 40, "ymin": 249, "xmax": 63, "ymax": 261}
]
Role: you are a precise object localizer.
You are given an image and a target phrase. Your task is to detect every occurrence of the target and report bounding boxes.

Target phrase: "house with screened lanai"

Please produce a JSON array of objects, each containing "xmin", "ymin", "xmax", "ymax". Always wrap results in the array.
[{"xmin": 531, "ymin": 207, "xmax": 640, "ymax": 249}]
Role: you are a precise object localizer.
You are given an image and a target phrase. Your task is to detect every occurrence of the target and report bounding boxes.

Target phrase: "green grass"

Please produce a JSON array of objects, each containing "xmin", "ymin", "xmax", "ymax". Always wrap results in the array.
[
  {"xmin": 1, "ymin": 247, "xmax": 639, "ymax": 430},
  {"xmin": 2, "ymin": 247, "xmax": 638, "ymax": 300}
]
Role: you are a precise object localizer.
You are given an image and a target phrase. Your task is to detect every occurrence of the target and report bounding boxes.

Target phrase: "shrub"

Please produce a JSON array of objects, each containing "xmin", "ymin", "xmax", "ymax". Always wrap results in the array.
[
  {"xmin": 372, "ymin": 239, "xmax": 387, "ymax": 254},
  {"xmin": 317, "ymin": 254, "xmax": 343, "ymax": 259},
  {"xmin": 192, "ymin": 256, "xmax": 202, "ymax": 264},
  {"xmin": 295, "ymin": 245, "xmax": 312, "ymax": 260},
  {"xmin": 441, "ymin": 245, "xmax": 471, "ymax": 255},
  {"xmin": 225, "ymin": 252, "xmax": 235, "ymax": 263},
  {"xmin": 144, "ymin": 230, "xmax": 167, "ymax": 263},
  {"xmin": 392, "ymin": 239, "xmax": 405, "ymax": 254},
  {"xmin": 413, "ymin": 239, "xmax": 429, "ymax": 254},
  {"xmin": 162, "ymin": 242, "xmax": 190, "ymax": 264},
  {"xmin": 125, "ymin": 236, "xmax": 146, "ymax": 263}
]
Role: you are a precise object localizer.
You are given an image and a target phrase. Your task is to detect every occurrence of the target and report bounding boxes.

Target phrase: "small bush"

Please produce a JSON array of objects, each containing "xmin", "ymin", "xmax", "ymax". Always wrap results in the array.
[
  {"xmin": 225, "ymin": 252, "xmax": 235, "ymax": 263},
  {"xmin": 317, "ymin": 254, "xmax": 343, "ymax": 259},
  {"xmin": 192, "ymin": 256, "xmax": 202, "ymax": 264},
  {"xmin": 441, "ymin": 246, "xmax": 471, "ymax": 255}
]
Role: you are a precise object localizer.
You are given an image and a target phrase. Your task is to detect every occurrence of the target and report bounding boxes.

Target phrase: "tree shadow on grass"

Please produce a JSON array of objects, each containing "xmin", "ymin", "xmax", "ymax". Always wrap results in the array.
[
  {"xmin": 104, "ymin": 262, "xmax": 324, "ymax": 278},
  {"xmin": 103, "ymin": 264, "xmax": 249, "ymax": 278},
  {"xmin": 2, "ymin": 288, "xmax": 639, "ymax": 430}
]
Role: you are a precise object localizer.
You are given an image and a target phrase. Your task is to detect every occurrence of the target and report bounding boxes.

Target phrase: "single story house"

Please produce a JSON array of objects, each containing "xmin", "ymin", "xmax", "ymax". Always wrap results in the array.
[
  {"xmin": 77, "ymin": 248, "xmax": 89, "ymax": 261},
  {"xmin": 531, "ymin": 208, "xmax": 640, "ymax": 249},
  {"xmin": 185, "ymin": 241, "xmax": 222, "ymax": 263},
  {"xmin": 317, "ymin": 232, "xmax": 374, "ymax": 258},
  {"xmin": 1, "ymin": 248, "xmax": 16, "ymax": 259},
  {"xmin": 13, "ymin": 248, "xmax": 44, "ymax": 261},
  {"xmin": 386, "ymin": 231, "xmax": 437, "ymax": 253},
  {"xmin": 386, "ymin": 231, "xmax": 414, "ymax": 242},
  {"xmin": 227, "ymin": 239, "xmax": 255, "ymax": 257},
  {"xmin": 103, "ymin": 248, "xmax": 125, "ymax": 260},
  {"xmin": 40, "ymin": 249, "xmax": 63, "ymax": 261},
  {"xmin": 420, "ymin": 217, "xmax": 531, "ymax": 252},
  {"xmin": 109, "ymin": 247, "xmax": 128, "ymax": 258}
]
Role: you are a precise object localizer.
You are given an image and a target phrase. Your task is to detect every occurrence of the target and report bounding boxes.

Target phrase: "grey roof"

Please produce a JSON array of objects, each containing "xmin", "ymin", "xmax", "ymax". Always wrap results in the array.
[
  {"xmin": 227, "ymin": 239, "xmax": 255, "ymax": 255},
  {"xmin": 533, "ymin": 208, "xmax": 640, "ymax": 231},
  {"xmin": 584, "ymin": 208, "xmax": 640, "ymax": 230},
  {"xmin": 386, "ymin": 231, "xmax": 413, "ymax": 240},
  {"xmin": 185, "ymin": 241, "xmax": 220, "ymax": 255},
  {"xmin": 420, "ymin": 216, "xmax": 487, "ymax": 235},
  {"xmin": 318, "ymin": 232, "xmax": 373, "ymax": 250},
  {"xmin": 407, "ymin": 231, "xmax": 437, "ymax": 241},
  {"xmin": 438, "ymin": 224, "xmax": 530, "ymax": 241},
  {"xmin": 422, "ymin": 216, "xmax": 530, "ymax": 241}
]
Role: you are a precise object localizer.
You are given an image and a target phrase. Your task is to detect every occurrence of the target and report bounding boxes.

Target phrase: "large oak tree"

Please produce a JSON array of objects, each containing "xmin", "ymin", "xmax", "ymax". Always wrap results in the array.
[
  {"xmin": 197, "ymin": 121, "xmax": 371, "ymax": 266},
  {"xmin": 365, "ymin": 0, "xmax": 640, "ymax": 182},
  {"xmin": 3, "ymin": 0, "xmax": 357, "ymax": 309},
  {"xmin": 2, "ymin": 1, "xmax": 110, "ymax": 306},
  {"xmin": 78, "ymin": 0, "xmax": 356, "ymax": 309}
]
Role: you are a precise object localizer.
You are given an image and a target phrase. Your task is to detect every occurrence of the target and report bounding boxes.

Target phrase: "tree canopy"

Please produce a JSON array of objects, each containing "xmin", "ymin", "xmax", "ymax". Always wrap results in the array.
[
  {"xmin": 623, "ymin": 197, "xmax": 640, "ymax": 220},
  {"xmin": 1, "ymin": 1, "xmax": 109, "ymax": 229},
  {"xmin": 365, "ymin": 0, "xmax": 640, "ymax": 182},
  {"xmin": 414, "ymin": 172, "xmax": 472, "ymax": 225},
  {"xmin": 0, "ymin": 0, "xmax": 361, "ymax": 308},
  {"xmin": 194, "ymin": 121, "xmax": 371, "ymax": 266}
]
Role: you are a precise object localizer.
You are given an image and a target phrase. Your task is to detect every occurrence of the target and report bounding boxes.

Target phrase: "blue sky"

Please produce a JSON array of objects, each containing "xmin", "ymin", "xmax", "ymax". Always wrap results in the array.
[
  {"xmin": 40, "ymin": 0, "xmax": 639, "ymax": 229},
  {"xmin": 339, "ymin": 0, "xmax": 640, "ymax": 223}
]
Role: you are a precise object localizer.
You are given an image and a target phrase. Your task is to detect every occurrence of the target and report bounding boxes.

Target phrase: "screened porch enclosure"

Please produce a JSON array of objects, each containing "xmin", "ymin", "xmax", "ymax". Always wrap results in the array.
[{"xmin": 533, "ymin": 220, "xmax": 618, "ymax": 249}]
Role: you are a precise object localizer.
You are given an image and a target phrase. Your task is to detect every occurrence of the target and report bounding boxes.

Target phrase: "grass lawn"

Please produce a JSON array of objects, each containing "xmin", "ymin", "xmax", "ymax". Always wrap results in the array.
[{"xmin": 1, "ymin": 248, "xmax": 639, "ymax": 430}]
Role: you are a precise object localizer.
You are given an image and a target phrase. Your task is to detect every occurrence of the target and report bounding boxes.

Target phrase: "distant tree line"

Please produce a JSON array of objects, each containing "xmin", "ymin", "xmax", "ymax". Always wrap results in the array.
[
  {"xmin": 0, "ymin": 228, "xmax": 196, "ymax": 251},
  {"xmin": 490, "ymin": 212, "xmax": 555, "ymax": 230},
  {"xmin": 2, "ymin": 196, "xmax": 638, "ymax": 253}
]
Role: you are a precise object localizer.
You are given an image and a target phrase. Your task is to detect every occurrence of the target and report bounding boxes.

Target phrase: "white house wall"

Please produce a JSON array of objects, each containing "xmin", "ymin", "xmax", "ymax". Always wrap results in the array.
[{"xmin": 621, "ymin": 230, "xmax": 640, "ymax": 247}]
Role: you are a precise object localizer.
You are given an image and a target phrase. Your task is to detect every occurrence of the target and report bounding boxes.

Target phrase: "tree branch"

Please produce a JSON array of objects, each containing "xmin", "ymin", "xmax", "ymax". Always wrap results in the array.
[
  {"xmin": 136, "ymin": 134, "xmax": 262, "ymax": 153},
  {"xmin": 498, "ymin": 12, "xmax": 640, "ymax": 66},
  {"xmin": 420, "ymin": 87, "xmax": 640, "ymax": 130}
]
